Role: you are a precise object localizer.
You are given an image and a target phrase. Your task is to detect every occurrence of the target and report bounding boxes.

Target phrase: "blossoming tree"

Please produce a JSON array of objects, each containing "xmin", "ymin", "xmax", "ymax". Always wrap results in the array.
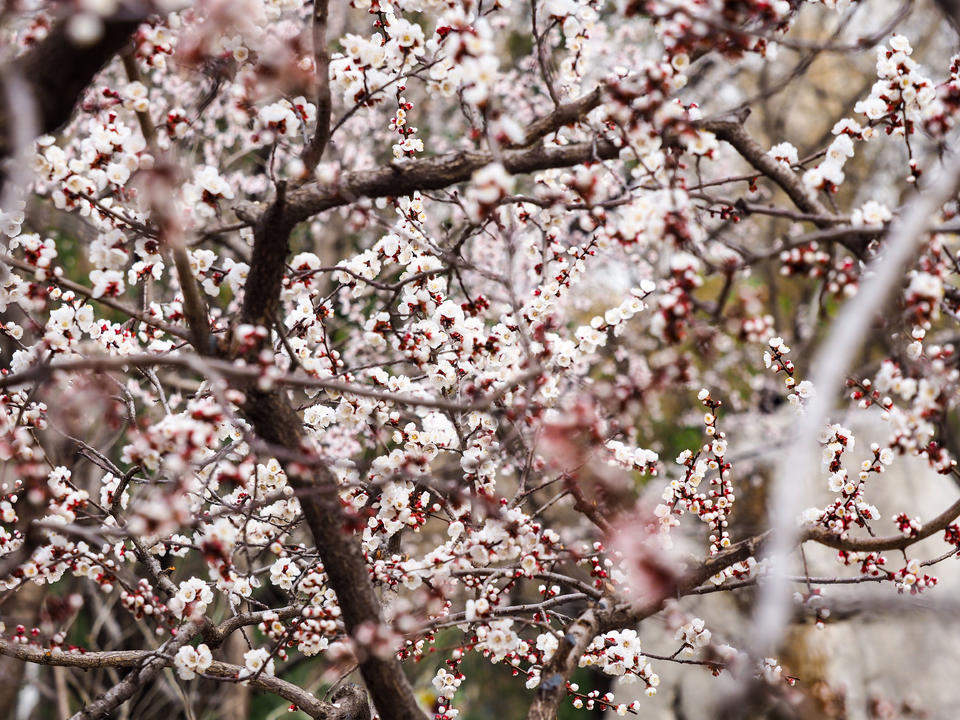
[{"xmin": 2, "ymin": 0, "xmax": 960, "ymax": 718}]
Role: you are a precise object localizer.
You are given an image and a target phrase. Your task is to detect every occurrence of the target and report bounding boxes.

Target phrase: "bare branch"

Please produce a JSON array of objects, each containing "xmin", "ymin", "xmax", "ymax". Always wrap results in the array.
[{"xmin": 301, "ymin": 0, "xmax": 333, "ymax": 176}]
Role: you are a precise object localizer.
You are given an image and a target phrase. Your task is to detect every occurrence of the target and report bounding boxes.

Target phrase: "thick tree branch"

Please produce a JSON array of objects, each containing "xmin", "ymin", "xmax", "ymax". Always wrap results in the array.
[
  {"xmin": 171, "ymin": 240, "xmax": 212, "ymax": 352},
  {"xmin": 527, "ymin": 608, "xmax": 599, "ymax": 720},
  {"xmin": 1, "ymin": 11, "xmax": 145, "ymax": 163},
  {"xmin": 512, "ymin": 86, "xmax": 604, "ymax": 148},
  {"xmin": 239, "ymin": 389, "xmax": 426, "ymax": 720},
  {"xmin": 283, "ymin": 137, "xmax": 620, "ymax": 225},
  {"xmin": 239, "ymin": 181, "xmax": 295, "ymax": 328},
  {"xmin": 283, "ymin": 104, "xmax": 842, "ymax": 238}
]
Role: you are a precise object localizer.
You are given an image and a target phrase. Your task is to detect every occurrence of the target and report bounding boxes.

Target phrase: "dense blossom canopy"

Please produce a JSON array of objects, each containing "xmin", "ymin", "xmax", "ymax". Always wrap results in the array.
[{"xmin": 1, "ymin": 1, "xmax": 960, "ymax": 719}]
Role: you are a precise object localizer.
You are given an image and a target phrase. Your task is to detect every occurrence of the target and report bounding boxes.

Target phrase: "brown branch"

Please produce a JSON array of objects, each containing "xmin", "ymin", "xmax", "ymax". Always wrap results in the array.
[
  {"xmin": 0, "ymin": 353, "xmax": 533, "ymax": 412},
  {"xmin": 120, "ymin": 50, "xmax": 156, "ymax": 147},
  {"xmin": 238, "ymin": 389, "xmax": 426, "ymax": 720},
  {"xmin": 530, "ymin": 0, "xmax": 561, "ymax": 107},
  {"xmin": 123, "ymin": 50, "xmax": 212, "ymax": 357},
  {"xmin": 3, "ymin": 255, "xmax": 191, "ymax": 341},
  {"xmin": 699, "ymin": 115, "xmax": 836, "ymax": 226},
  {"xmin": 1, "ymin": 11, "xmax": 144, "ymax": 164},
  {"xmin": 282, "ymin": 136, "xmax": 620, "ymax": 225},
  {"xmin": 526, "ymin": 607, "xmax": 599, "ymax": 720},
  {"xmin": 239, "ymin": 181, "xmax": 294, "ymax": 328},
  {"xmin": 301, "ymin": 0, "xmax": 333, "ymax": 177},
  {"xmin": 0, "ymin": 637, "xmax": 367, "ymax": 720},
  {"xmin": 512, "ymin": 86, "xmax": 604, "ymax": 148},
  {"xmin": 170, "ymin": 240, "xmax": 212, "ymax": 353},
  {"xmin": 201, "ymin": 606, "xmax": 300, "ymax": 648},
  {"xmin": 803, "ymin": 494, "xmax": 960, "ymax": 552},
  {"xmin": 68, "ymin": 619, "xmax": 203, "ymax": 720},
  {"xmin": 285, "ymin": 103, "xmax": 827, "ymax": 234}
]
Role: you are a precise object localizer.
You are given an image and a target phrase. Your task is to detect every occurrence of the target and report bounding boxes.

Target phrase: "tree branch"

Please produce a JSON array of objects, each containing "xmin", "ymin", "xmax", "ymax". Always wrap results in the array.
[
  {"xmin": 0, "ymin": 637, "xmax": 367, "ymax": 720},
  {"xmin": 68, "ymin": 620, "xmax": 202, "ymax": 720},
  {"xmin": 1, "ymin": 10, "xmax": 145, "ymax": 165},
  {"xmin": 700, "ymin": 115, "xmax": 835, "ymax": 225},
  {"xmin": 301, "ymin": 0, "xmax": 333, "ymax": 177},
  {"xmin": 283, "ymin": 136, "xmax": 620, "ymax": 225},
  {"xmin": 804, "ymin": 494, "xmax": 960, "ymax": 552},
  {"xmin": 238, "ymin": 388, "xmax": 426, "ymax": 720},
  {"xmin": 0, "ymin": 352, "xmax": 532, "ymax": 412}
]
